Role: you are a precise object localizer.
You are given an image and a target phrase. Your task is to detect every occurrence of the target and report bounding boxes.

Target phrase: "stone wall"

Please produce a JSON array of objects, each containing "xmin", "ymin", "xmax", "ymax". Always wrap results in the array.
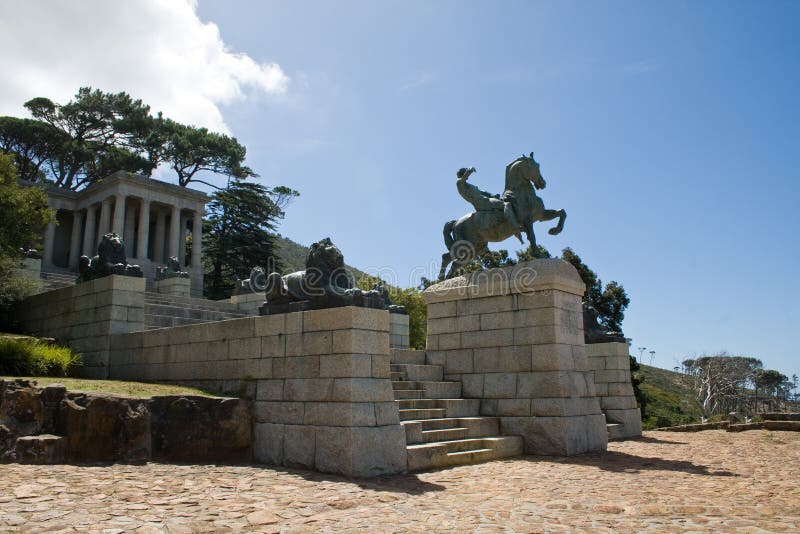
[
  {"xmin": 423, "ymin": 260, "xmax": 608, "ymax": 455},
  {"xmin": 15, "ymin": 275, "xmax": 145, "ymax": 378},
  {"xmin": 390, "ymin": 313, "xmax": 410, "ymax": 349},
  {"xmin": 108, "ymin": 307, "xmax": 407, "ymax": 477},
  {"xmin": 587, "ymin": 342, "xmax": 642, "ymax": 438}
]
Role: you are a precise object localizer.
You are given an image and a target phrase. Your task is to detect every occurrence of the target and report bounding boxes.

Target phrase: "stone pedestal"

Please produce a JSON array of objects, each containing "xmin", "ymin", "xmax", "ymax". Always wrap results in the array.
[
  {"xmin": 390, "ymin": 312, "xmax": 410, "ymax": 349},
  {"xmin": 252, "ymin": 307, "xmax": 407, "ymax": 476},
  {"xmin": 16, "ymin": 275, "xmax": 145, "ymax": 379},
  {"xmin": 423, "ymin": 259, "xmax": 608, "ymax": 455},
  {"xmin": 587, "ymin": 342, "xmax": 642, "ymax": 439},
  {"xmin": 154, "ymin": 277, "xmax": 191, "ymax": 297}
]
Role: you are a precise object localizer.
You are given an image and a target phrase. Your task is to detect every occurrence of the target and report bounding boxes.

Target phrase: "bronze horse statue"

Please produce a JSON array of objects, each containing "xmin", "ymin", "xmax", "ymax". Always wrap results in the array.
[{"xmin": 439, "ymin": 153, "xmax": 566, "ymax": 279}]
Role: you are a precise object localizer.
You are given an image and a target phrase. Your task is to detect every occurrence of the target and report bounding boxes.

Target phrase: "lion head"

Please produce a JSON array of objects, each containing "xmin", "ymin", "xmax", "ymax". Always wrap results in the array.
[
  {"xmin": 97, "ymin": 233, "xmax": 127, "ymax": 264},
  {"xmin": 305, "ymin": 237, "xmax": 350, "ymax": 290}
]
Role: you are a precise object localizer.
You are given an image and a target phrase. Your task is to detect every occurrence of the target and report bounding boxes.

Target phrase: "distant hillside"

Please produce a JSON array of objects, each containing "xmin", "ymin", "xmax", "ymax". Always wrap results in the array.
[
  {"xmin": 636, "ymin": 363, "xmax": 703, "ymax": 429},
  {"xmin": 274, "ymin": 235, "xmax": 367, "ymax": 279}
]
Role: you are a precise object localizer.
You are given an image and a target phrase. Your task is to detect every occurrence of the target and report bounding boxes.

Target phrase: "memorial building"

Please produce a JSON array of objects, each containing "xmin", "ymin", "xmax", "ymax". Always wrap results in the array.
[{"xmin": 29, "ymin": 171, "xmax": 208, "ymax": 297}]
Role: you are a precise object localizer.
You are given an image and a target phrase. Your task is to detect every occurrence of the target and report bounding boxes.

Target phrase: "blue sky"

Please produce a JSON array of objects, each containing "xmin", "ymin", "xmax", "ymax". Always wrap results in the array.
[
  {"xmin": 192, "ymin": 1, "xmax": 799, "ymax": 378},
  {"xmin": 3, "ymin": 1, "xmax": 797, "ymax": 379}
]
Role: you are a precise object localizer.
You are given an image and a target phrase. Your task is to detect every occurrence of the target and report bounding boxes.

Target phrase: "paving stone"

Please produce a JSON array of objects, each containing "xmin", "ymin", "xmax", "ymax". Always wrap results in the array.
[{"xmin": 5, "ymin": 430, "xmax": 786, "ymax": 531}]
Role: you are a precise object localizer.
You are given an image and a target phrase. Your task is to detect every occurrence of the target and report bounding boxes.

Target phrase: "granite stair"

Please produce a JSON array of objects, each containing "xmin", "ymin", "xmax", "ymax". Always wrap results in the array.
[
  {"xmin": 144, "ymin": 292, "xmax": 249, "ymax": 329},
  {"xmin": 39, "ymin": 270, "xmax": 76, "ymax": 292},
  {"xmin": 390, "ymin": 348, "xmax": 523, "ymax": 471}
]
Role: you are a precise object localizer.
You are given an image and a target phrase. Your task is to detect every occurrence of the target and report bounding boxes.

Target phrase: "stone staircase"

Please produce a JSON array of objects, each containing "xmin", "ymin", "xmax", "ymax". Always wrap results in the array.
[
  {"xmin": 144, "ymin": 292, "xmax": 249, "ymax": 329},
  {"xmin": 39, "ymin": 270, "xmax": 76, "ymax": 292},
  {"xmin": 390, "ymin": 348, "xmax": 523, "ymax": 471}
]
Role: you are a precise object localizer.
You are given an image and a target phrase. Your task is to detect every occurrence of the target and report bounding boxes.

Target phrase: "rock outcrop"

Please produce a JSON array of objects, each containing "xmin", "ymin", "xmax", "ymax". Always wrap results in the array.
[{"xmin": 0, "ymin": 379, "xmax": 252, "ymax": 464}]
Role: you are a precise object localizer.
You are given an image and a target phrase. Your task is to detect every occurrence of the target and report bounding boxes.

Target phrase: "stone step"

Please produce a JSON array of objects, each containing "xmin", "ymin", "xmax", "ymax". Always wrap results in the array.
[
  {"xmin": 390, "ymin": 349, "xmax": 427, "ymax": 365},
  {"xmin": 390, "ymin": 364, "xmax": 443, "ymax": 382},
  {"xmin": 393, "ymin": 389, "xmax": 424, "ymax": 400},
  {"xmin": 144, "ymin": 313, "xmax": 245, "ymax": 329},
  {"xmin": 390, "ymin": 372, "xmax": 405, "ymax": 381},
  {"xmin": 607, "ymin": 423, "xmax": 625, "ymax": 441},
  {"xmin": 402, "ymin": 417, "xmax": 500, "ymax": 442},
  {"xmin": 144, "ymin": 293, "xmax": 242, "ymax": 313},
  {"xmin": 418, "ymin": 381, "xmax": 461, "ymax": 399},
  {"xmin": 391, "ymin": 381, "xmax": 415, "ymax": 390},
  {"xmin": 398, "ymin": 408, "xmax": 446, "ymax": 421},
  {"xmin": 395, "ymin": 398, "xmax": 480, "ymax": 417},
  {"xmin": 406, "ymin": 436, "xmax": 523, "ymax": 472},
  {"xmin": 144, "ymin": 302, "xmax": 247, "ymax": 317},
  {"xmin": 420, "ymin": 427, "xmax": 470, "ymax": 443}
]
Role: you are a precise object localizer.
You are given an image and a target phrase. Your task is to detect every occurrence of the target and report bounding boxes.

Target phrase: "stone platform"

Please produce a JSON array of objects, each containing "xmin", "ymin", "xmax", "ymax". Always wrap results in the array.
[{"xmin": 422, "ymin": 259, "xmax": 608, "ymax": 455}]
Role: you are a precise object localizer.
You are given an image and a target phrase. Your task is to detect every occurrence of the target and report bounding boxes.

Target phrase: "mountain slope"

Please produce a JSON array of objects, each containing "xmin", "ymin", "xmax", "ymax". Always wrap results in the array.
[
  {"xmin": 274, "ymin": 235, "xmax": 367, "ymax": 279},
  {"xmin": 636, "ymin": 364, "xmax": 703, "ymax": 429}
]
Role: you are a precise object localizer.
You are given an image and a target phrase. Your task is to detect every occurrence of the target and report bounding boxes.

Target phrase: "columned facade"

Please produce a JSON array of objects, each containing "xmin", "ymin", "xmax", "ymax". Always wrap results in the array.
[{"xmin": 27, "ymin": 171, "xmax": 209, "ymax": 297}]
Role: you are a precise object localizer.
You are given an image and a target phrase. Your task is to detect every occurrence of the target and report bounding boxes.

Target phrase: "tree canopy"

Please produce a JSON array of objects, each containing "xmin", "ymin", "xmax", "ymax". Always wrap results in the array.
[
  {"xmin": 0, "ymin": 87, "xmax": 255, "ymax": 189},
  {"xmin": 0, "ymin": 154, "xmax": 55, "ymax": 311},
  {"xmin": 0, "ymin": 154, "xmax": 54, "ymax": 257},
  {"xmin": 203, "ymin": 179, "xmax": 299, "ymax": 300}
]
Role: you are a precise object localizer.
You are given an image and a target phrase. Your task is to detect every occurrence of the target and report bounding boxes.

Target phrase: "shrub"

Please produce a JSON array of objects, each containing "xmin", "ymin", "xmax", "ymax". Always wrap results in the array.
[{"xmin": 0, "ymin": 336, "xmax": 82, "ymax": 377}]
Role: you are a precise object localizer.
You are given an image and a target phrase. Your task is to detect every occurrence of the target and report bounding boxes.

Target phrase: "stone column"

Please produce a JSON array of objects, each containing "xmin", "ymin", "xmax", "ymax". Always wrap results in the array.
[
  {"xmin": 136, "ymin": 200, "xmax": 151, "ymax": 260},
  {"xmin": 42, "ymin": 221, "xmax": 56, "ymax": 268},
  {"xmin": 83, "ymin": 205, "xmax": 97, "ymax": 255},
  {"xmin": 154, "ymin": 209, "xmax": 166, "ymax": 263},
  {"xmin": 68, "ymin": 210, "xmax": 84, "ymax": 270},
  {"xmin": 422, "ymin": 259, "xmax": 608, "ymax": 456},
  {"xmin": 123, "ymin": 201, "xmax": 136, "ymax": 257},
  {"xmin": 168, "ymin": 206, "xmax": 181, "ymax": 261},
  {"xmin": 178, "ymin": 213, "xmax": 187, "ymax": 267},
  {"xmin": 191, "ymin": 211, "xmax": 202, "ymax": 269},
  {"xmin": 112, "ymin": 193, "xmax": 126, "ymax": 236},
  {"xmin": 97, "ymin": 197, "xmax": 112, "ymax": 244}
]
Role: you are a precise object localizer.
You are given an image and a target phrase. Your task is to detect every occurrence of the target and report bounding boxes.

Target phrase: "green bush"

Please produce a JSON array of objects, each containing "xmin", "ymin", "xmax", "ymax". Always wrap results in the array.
[{"xmin": 0, "ymin": 336, "xmax": 82, "ymax": 377}]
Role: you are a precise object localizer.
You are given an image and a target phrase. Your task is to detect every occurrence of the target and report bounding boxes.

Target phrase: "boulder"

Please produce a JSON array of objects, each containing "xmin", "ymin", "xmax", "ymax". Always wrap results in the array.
[
  {"xmin": 149, "ymin": 395, "xmax": 252, "ymax": 463},
  {"xmin": 0, "ymin": 380, "xmax": 44, "ymax": 437},
  {"xmin": 14, "ymin": 434, "xmax": 66, "ymax": 464},
  {"xmin": 57, "ymin": 393, "xmax": 150, "ymax": 462}
]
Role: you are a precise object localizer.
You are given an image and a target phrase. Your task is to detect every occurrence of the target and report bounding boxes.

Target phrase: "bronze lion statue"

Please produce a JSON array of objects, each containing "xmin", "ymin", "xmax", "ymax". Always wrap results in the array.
[
  {"xmin": 261, "ymin": 237, "xmax": 382, "ymax": 313},
  {"xmin": 77, "ymin": 233, "xmax": 142, "ymax": 282}
]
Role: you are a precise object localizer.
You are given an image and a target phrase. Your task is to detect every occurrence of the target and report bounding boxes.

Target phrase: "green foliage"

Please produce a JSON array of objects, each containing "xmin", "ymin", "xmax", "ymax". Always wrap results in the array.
[
  {"xmin": 0, "ymin": 87, "xmax": 256, "ymax": 189},
  {"xmin": 0, "ymin": 154, "xmax": 55, "ymax": 257},
  {"xmin": 0, "ymin": 155, "xmax": 54, "ymax": 314},
  {"xmin": 561, "ymin": 247, "xmax": 629, "ymax": 332},
  {"xmin": 159, "ymin": 119, "xmax": 256, "ymax": 187},
  {"xmin": 0, "ymin": 336, "xmax": 82, "ymax": 377},
  {"xmin": 516, "ymin": 245, "xmax": 552, "ymax": 261},
  {"xmin": 0, "ymin": 257, "xmax": 39, "ymax": 313},
  {"xmin": 203, "ymin": 180, "xmax": 298, "ymax": 300},
  {"xmin": 356, "ymin": 276, "xmax": 427, "ymax": 350},
  {"xmin": 682, "ymin": 354, "xmax": 763, "ymax": 417}
]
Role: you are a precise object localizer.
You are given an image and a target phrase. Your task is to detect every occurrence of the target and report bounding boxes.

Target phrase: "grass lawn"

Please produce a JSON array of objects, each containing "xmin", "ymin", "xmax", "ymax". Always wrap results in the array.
[{"xmin": 1, "ymin": 376, "xmax": 215, "ymax": 398}]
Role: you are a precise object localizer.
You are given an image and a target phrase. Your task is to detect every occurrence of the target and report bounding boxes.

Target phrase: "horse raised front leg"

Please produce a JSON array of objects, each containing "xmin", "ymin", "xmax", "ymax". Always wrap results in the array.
[{"xmin": 542, "ymin": 208, "xmax": 566, "ymax": 235}]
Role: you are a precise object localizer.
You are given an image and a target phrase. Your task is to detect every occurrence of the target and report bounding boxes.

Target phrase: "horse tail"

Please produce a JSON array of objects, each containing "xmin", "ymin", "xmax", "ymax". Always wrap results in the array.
[{"xmin": 443, "ymin": 220, "xmax": 456, "ymax": 250}]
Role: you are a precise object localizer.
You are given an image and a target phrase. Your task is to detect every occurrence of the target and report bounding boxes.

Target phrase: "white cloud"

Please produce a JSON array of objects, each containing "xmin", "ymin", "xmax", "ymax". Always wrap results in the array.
[{"xmin": 0, "ymin": 0, "xmax": 288, "ymax": 133}]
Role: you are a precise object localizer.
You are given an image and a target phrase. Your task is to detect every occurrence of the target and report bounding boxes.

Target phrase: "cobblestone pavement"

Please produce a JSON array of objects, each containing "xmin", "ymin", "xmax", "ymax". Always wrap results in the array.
[{"xmin": 1, "ymin": 430, "xmax": 798, "ymax": 533}]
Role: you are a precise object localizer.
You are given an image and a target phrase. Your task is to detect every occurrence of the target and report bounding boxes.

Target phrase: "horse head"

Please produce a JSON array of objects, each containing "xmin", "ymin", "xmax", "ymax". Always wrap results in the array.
[{"xmin": 505, "ymin": 152, "xmax": 546, "ymax": 190}]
